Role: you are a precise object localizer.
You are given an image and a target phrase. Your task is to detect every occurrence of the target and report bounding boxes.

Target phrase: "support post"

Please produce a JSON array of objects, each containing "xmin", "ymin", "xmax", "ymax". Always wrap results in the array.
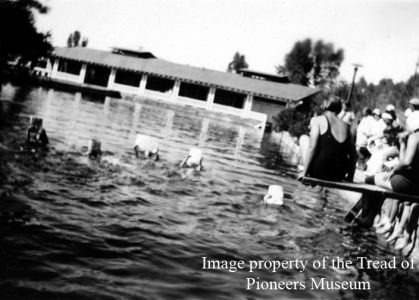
[
  {"xmin": 242, "ymin": 94, "xmax": 253, "ymax": 118},
  {"xmin": 206, "ymin": 87, "xmax": 216, "ymax": 110},
  {"xmin": 107, "ymin": 68, "xmax": 116, "ymax": 89},
  {"xmin": 78, "ymin": 63, "xmax": 87, "ymax": 84},
  {"xmin": 51, "ymin": 58, "xmax": 59, "ymax": 78},
  {"xmin": 138, "ymin": 73, "xmax": 148, "ymax": 95},
  {"xmin": 171, "ymin": 80, "xmax": 181, "ymax": 101}
]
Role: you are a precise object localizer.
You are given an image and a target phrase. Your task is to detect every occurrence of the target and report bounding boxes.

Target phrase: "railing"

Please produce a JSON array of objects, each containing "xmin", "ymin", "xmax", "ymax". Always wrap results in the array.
[
  {"xmin": 113, "ymin": 83, "xmax": 140, "ymax": 94},
  {"xmin": 177, "ymin": 96, "xmax": 207, "ymax": 108},
  {"xmin": 54, "ymin": 71, "xmax": 80, "ymax": 83},
  {"xmin": 211, "ymin": 103, "xmax": 244, "ymax": 116},
  {"xmin": 248, "ymin": 111, "xmax": 267, "ymax": 123}
]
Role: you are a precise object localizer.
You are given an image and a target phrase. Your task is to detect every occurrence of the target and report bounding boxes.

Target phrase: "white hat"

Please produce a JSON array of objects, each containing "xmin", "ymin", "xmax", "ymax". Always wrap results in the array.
[
  {"xmin": 385, "ymin": 104, "xmax": 395, "ymax": 111},
  {"xmin": 134, "ymin": 134, "xmax": 159, "ymax": 153},
  {"xmin": 406, "ymin": 111, "xmax": 419, "ymax": 132},
  {"xmin": 381, "ymin": 112, "xmax": 393, "ymax": 120},
  {"xmin": 372, "ymin": 108, "xmax": 381, "ymax": 115},
  {"xmin": 263, "ymin": 185, "xmax": 284, "ymax": 205},
  {"xmin": 409, "ymin": 98, "xmax": 419, "ymax": 107}
]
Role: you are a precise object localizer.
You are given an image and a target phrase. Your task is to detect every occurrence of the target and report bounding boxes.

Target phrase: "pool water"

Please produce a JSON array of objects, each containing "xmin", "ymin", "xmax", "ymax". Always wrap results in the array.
[{"xmin": 0, "ymin": 84, "xmax": 418, "ymax": 300}]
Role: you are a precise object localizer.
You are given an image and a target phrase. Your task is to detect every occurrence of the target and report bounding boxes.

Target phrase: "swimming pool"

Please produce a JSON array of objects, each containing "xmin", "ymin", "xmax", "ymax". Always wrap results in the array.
[{"xmin": 0, "ymin": 84, "xmax": 418, "ymax": 299}]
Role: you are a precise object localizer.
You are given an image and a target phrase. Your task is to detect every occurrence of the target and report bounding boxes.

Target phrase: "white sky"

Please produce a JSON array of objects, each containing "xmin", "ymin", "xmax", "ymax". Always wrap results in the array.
[{"xmin": 36, "ymin": 0, "xmax": 419, "ymax": 84}]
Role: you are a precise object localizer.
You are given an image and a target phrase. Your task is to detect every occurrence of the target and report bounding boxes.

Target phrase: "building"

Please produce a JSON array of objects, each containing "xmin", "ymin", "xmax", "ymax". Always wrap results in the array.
[{"xmin": 36, "ymin": 47, "xmax": 318, "ymax": 129}]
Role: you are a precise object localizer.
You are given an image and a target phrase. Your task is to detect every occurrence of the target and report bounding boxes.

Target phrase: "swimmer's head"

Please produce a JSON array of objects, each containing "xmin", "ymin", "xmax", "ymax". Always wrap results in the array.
[
  {"xmin": 362, "ymin": 107, "xmax": 372, "ymax": 116},
  {"xmin": 322, "ymin": 96, "xmax": 342, "ymax": 114},
  {"xmin": 29, "ymin": 116, "xmax": 43, "ymax": 129}
]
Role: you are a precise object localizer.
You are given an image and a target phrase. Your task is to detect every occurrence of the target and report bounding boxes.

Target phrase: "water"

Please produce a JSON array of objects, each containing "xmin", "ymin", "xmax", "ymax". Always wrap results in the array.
[{"xmin": 0, "ymin": 84, "xmax": 418, "ymax": 300}]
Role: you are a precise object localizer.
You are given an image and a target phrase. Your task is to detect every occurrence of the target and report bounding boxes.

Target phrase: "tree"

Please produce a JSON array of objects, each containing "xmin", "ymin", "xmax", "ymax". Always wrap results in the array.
[
  {"xmin": 277, "ymin": 38, "xmax": 344, "ymax": 87},
  {"xmin": 0, "ymin": 0, "xmax": 52, "ymax": 71},
  {"xmin": 277, "ymin": 39, "xmax": 313, "ymax": 86},
  {"xmin": 66, "ymin": 33, "xmax": 73, "ymax": 48},
  {"xmin": 81, "ymin": 37, "xmax": 89, "ymax": 47},
  {"xmin": 66, "ymin": 30, "xmax": 87, "ymax": 47},
  {"xmin": 227, "ymin": 52, "xmax": 249, "ymax": 73}
]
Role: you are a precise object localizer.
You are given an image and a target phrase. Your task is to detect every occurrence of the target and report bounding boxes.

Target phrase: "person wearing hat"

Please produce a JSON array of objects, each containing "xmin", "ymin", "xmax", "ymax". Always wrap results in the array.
[
  {"xmin": 409, "ymin": 97, "xmax": 419, "ymax": 110},
  {"xmin": 356, "ymin": 107, "xmax": 375, "ymax": 162},
  {"xmin": 407, "ymin": 98, "xmax": 419, "ymax": 124},
  {"xmin": 369, "ymin": 108, "xmax": 386, "ymax": 142},
  {"xmin": 367, "ymin": 112, "xmax": 396, "ymax": 152},
  {"xmin": 385, "ymin": 104, "xmax": 404, "ymax": 132}
]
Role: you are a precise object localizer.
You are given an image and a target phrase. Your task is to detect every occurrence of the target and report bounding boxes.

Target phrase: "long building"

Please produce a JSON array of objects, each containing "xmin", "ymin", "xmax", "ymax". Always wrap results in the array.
[{"xmin": 36, "ymin": 47, "xmax": 318, "ymax": 128}]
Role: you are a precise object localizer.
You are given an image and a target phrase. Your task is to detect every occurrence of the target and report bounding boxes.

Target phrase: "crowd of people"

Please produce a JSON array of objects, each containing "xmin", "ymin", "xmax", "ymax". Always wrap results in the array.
[{"xmin": 300, "ymin": 96, "xmax": 419, "ymax": 251}]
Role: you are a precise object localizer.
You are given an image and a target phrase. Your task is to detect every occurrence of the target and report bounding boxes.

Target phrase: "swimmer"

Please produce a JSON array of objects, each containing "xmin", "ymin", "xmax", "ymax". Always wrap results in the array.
[
  {"xmin": 180, "ymin": 148, "xmax": 203, "ymax": 171},
  {"xmin": 263, "ymin": 185, "xmax": 284, "ymax": 205},
  {"xmin": 26, "ymin": 116, "xmax": 49, "ymax": 150},
  {"xmin": 133, "ymin": 134, "xmax": 159, "ymax": 161},
  {"xmin": 88, "ymin": 139, "xmax": 102, "ymax": 159}
]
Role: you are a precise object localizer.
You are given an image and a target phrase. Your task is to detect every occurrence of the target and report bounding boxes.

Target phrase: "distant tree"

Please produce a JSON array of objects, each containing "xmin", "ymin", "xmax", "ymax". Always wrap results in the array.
[
  {"xmin": 81, "ymin": 37, "xmax": 89, "ymax": 47},
  {"xmin": 66, "ymin": 33, "xmax": 73, "ymax": 48},
  {"xmin": 72, "ymin": 31, "xmax": 81, "ymax": 47},
  {"xmin": 227, "ymin": 52, "xmax": 249, "ymax": 73},
  {"xmin": 277, "ymin": 39, "xmax": 313, "ymax": 86},
  {"xmin": 66, "ymin": 30, "xmax": 85, "ymax": 47},
  {"xmin": 273, "ymin": 106, "xmax": 312, "ymax": 137},
  {"xmin": 277, "ymin": 38, "xmax": 344, "ymax": 87},
  {"xmin": 0, "ymin": 0, "xmax": 52, "ymax": 71}
]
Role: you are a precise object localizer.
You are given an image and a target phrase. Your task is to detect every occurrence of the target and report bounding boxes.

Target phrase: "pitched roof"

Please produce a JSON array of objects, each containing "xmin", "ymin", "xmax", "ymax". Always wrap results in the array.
[{"xmin": 53, "ymin": 47, "xmax": 319, "ymax": 102}]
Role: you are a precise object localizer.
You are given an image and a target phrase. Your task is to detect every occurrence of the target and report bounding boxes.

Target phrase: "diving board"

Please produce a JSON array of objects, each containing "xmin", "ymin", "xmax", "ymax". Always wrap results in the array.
[{"xmin": 301, "ymin": 177, "xmax": 419, "ymax": 203}]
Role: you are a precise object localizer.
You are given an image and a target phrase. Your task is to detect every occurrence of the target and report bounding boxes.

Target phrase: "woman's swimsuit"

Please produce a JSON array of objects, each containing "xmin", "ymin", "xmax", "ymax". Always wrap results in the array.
[{"xmin": 307, "ymin": 115, "xmax": 352, "ymax": 181}]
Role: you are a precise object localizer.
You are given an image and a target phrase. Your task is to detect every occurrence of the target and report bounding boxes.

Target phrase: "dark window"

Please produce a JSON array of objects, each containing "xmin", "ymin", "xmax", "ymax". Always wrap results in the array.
[
  {"xmin": 84, "ymin": 65, "xmax": 111, "ymax": 87},
  {"xmin": 146, "ymin": 76, "xmax": 174, "ymax": 92},
  {"xmin": 214, "ymin": 89, "xmax": 246, "ymax": 108},
  {"xmin": 179, "ymin": 82, "xmax": 208, "ymax": 101},
  {"xmin": 57, "ymin": 59, "xmax": 82, "ymax": 75},
  {"xmin": 115, "ymin": 70, "xmax": 142, "ymax": 87}
]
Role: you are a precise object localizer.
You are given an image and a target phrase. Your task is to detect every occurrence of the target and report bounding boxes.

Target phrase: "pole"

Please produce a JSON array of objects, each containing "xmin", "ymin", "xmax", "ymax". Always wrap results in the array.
[
  {"xmin": 346, "ymin": 64, "xmax": 362, "ymax": 103},
  {"xmin": 413, "ymin": 57, "xmax": 419, "ymax": 87}
]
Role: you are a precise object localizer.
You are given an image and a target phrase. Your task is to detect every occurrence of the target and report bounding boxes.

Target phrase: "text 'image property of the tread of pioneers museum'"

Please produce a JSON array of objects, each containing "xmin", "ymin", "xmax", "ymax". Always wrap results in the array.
[{"xmin": 35, "ymin": 47, "xmax": 318, "ymax": 131}]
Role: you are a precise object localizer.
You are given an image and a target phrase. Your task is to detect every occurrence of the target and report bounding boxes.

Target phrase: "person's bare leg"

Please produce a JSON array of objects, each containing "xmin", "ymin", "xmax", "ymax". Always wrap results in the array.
[
  {"xmin": 387, "ymin": 202, "xmax": 408, "ymax": 242},
  {"xmin": 373, "ymin": 172, "xmax": 393, "ymax": 190},
  {"xmin": 377, "ymin": 200, "xmax": 399, "ymax": 234},
  {"xmin": 394, "ymin": 204, "xmax": 414, "ymax": 249}
]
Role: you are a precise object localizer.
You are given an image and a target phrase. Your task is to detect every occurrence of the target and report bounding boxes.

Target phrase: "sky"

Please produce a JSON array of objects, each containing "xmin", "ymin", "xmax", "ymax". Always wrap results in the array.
[{"xmin": 36, "ymin": 0, "xmax": 419, "ymax": 84}]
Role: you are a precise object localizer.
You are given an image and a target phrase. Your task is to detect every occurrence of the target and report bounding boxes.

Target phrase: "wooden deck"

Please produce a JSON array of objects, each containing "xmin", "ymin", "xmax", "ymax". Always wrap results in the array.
[{"xmin": 301, "ymin": 177, "xmax": 419, "ymax": 203}]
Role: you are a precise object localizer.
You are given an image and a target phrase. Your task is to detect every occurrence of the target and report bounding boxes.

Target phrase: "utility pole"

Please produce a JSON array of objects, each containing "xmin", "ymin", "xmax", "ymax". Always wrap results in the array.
[
  {"xmin": 413, "ymin": 56, "xmax": 419, "ymax": 85},
  {"xmin": 346, "ymin": 63, "xmax": 363, "ymax": 103}
]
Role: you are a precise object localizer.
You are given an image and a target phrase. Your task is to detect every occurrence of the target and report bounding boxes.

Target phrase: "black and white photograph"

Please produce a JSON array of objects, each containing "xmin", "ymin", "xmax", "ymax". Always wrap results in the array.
[{"xmin": 1, "ymin": 0, "xmax": 419, "ymax": 299}]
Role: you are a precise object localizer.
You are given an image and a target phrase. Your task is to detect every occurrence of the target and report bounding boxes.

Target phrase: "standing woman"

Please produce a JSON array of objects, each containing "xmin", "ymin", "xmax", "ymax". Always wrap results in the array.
[{"xmin": 301, "ymin": 96, "xmax": 357, "ymax": 182}]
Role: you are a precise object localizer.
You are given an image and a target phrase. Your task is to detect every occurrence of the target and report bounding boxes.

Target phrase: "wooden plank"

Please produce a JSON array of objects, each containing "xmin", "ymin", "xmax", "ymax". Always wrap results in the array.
[{"xmin": 301, "ymin": 176, "xmax": 419, "ymax": 203}]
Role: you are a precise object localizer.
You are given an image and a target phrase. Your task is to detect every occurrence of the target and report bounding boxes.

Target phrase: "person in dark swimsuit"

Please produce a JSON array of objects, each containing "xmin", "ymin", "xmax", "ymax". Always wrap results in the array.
[
  {"xmin": 301, "ymin": 96, "xmax": 357, "ymax": 182},
  {"xmin": 27, "ymin": 117, "xmax": 49, "ymax": 150}
]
